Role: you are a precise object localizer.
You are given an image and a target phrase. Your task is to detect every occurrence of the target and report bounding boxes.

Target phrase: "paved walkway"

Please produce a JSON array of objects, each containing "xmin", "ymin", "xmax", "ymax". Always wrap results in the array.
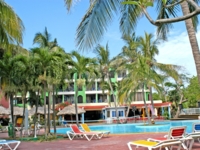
[{"xmin": 0, "ymin": 131, "xmax": 200, "ymax": 150}]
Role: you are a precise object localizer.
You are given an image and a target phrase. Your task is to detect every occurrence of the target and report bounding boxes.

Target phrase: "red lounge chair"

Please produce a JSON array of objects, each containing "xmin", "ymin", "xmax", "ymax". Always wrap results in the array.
[
  {"xmin": 148, "ymin": 126, "xmax": 194, "ymax": 150},
  {"xmin": 67, "ymin": 124, "xmax": 103, "ymax": 141}
]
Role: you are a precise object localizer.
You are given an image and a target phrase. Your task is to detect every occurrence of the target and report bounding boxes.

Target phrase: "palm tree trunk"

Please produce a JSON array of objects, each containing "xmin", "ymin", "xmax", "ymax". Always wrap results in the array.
[
  {"xmin": 106, "ymin": 73, "xmax": 119, "ymax": 123},
  {"xmin": 75, "ymin": 87, "xmax": 79, "ymax": 126},
  {"xmin": 181, "ymin": 1, "xmax": 200, "ymax": 85},
  {"xmin": 47, "ymin": 91, "xmax": 51, "ymax": 134},
  {"xmin": 52, "ymin": 85, "xmax": 56, "ymax": 135},
  {"xmin": 142, "ymin": 83, "xmax": 151, "ymax": 124},
  {"xmin": 43, "ymin": 84, "xmax": 47, "ymax": 139},
  {"xmin": 149, "ymin": 87, "xmax": 155, "ymax": 119},
  {"xmin": 20, "ymin": 95, "xmax": 26, "ymax": 138},
  {"xmin": 10, "ymin": 94, "xmax": 15, "ymax": 139},
  {"xmin": 33, "ymin": 90, "xmax": 39, "ymax": 138}
]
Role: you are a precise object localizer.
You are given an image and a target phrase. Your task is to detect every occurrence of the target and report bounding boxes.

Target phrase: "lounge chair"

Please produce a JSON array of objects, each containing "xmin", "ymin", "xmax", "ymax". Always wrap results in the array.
[
  {"xmin": 0, "ymin": 140, "xmax": 21, "ymax": 150},
  {"xmin": 192, "ymin": 122, "xmax": 200, "ymax": 133},
  {"xmin": 184, "ymin": 123, "xmax": 200, "ymax": 146},
  {"xmin": 127, "ymin": 139, "xmax": 182, "ymax": 150},
  {"xmin": 67, "ymin": 124, "xmax": 104, "ymax": 141},
  {"xmin": 80, "ymin": 123, "xmax": 110, "ymax": 137},
  {"xmin": 148, "ymin": 126, "xmax": 186, "ymax": 141},
  {"xmin": 147, "ymin": 126, "xmax": 194, "ymax": 150}
]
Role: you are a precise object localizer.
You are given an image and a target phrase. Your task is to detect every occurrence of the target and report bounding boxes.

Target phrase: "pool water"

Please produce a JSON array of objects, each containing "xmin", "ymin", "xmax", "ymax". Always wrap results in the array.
[{"xmin": 52, "ymin": 120, "xmax": 200, "ymax": 134}]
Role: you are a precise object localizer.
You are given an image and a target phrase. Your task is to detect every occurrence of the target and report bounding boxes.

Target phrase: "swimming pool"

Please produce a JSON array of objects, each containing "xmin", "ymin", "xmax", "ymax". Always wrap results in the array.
[{"xmin": 52, "ymin": 120, "xmax": 200, "ymax": 134}]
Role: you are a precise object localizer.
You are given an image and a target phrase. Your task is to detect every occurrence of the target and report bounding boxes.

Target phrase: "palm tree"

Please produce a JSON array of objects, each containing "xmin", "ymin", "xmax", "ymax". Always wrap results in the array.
[
  {"xmin": 180, "ymin": 2, "xmax": 200, "ymax": 85},
  {"xmin": 33, "ymin": 27, "xmax": 58, "ymax": 50},
  {"xmin": 118, "ymin": 32, "xmax": 181, "ymax": 124},
  {"xmin": 68, "ymin": 51, "xmax": 98, "ymax": 125},
  {"xmin": 0, "ymin": 52, "xmax": 22, "ymax": 138},
  {"xmin": 0, "ymin": 0, "xmax": 24, "ymax": 46},
  {"xmin": 31, "ymin": 47, "xmax": 65, "ymax": 138},
  {"xmin": 32, "ymin": 28, "xmax": 63, "ymax": 136},
  {"xmin": 47, "ymin": 48, "xmax": 68, "ymax": 135},
  {"xmin": 64, "ymin": 0, "xmax": 200, "ymax": 87},
  {"xmin": 94, "ymin": 44, "xmax": 120, "ymax": 122}
]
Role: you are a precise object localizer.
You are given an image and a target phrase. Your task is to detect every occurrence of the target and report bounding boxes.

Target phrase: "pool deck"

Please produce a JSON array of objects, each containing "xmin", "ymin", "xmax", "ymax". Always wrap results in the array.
[{"xmin": 0, "ymin": 130, "xmax": 200, "ymax": 150}]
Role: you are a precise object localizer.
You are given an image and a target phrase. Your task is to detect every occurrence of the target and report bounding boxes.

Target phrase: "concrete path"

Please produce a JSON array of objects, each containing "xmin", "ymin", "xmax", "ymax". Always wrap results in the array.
[{"xmin": 0, "ymin": 131, "xmax": 200, "ymax": 150}]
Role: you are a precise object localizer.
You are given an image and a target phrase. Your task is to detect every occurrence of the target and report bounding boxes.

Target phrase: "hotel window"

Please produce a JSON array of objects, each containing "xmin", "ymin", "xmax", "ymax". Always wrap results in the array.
[
  {"xmin": 112, "ymin": 111, "xmax": 116, "ymax": 117},
  {"xmin": 118, "ymin": 111, "xmax": 124, "ymax": 117},
  {"xmin": 107, "ymin": 111, "xmax": 110, "ymax": 117}
]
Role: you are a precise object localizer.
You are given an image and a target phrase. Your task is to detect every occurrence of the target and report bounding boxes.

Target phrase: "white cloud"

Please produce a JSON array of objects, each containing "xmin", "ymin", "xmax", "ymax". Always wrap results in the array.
[{"xmin": 156, "ymin": 30, "xmax": 198, "ymax": 77}]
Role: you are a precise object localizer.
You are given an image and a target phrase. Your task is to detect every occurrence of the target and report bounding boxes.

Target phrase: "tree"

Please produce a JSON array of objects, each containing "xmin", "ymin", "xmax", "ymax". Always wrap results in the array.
[
  {"xmin": 31, "ymin": 47, "xmax": 65, "ymax": 138},
  {"xmin": 64, "ymin": 0, "xmax": 200, "ymax": 87},
  {"xmin": 32, "ymin": 28, "xmax": 64, "ymax": 137},
  {"xmin": 68, "ymin": 51, "xmax": 98, "ymax": 125},
  {"xmin": 94, "ymin": 44, "xmax": 120, "ymax": 122},
  {"xmin": 0, "ymin": 52, "xmax": 23, "ymax": 138},
  {"xmin": 33, "ymin": 27, "xmax": 58, "ymax": 50},
  {"xmin": 117, "ymin": 32, "xmax": 181, "ymax": 124},
  {"xmin": 0, "ymin": 0, "xmax": 24, "ymax": 46},
  {"xmin": 183, "ymin": 76, "xmax": 200, "ymax": 107}
]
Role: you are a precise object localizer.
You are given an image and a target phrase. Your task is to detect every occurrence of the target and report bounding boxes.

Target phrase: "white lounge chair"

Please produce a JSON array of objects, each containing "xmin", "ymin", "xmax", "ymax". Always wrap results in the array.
[
  {"xmin": 0, "ymin": 140, "xmax": 20, "ymax": 150},
  {"xmin": 127, "ymin": 139, "xmax": 182, "ymax": 150}
]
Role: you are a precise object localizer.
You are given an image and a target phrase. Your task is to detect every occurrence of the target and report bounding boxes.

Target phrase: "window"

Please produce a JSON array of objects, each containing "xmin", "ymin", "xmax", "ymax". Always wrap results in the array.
[
  {"xmin": 107, "ymin": 111, "xmax": 110, "ymax": 117},
  {"xmin": 118, "ymin": 111, "xmax": 124, "ymax": 117},
  {"xmin": 112, "ymin": 111, "xmax": 116, "ymax": 117}
]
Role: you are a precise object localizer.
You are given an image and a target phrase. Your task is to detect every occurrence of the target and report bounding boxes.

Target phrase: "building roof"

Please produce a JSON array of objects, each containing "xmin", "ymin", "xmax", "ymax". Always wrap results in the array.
[
  {"xmin": 130, "ymin": 102, "xmax": 171, "ymax": 108},
  {"xmin": 78, "ymin": 102, "xmax": 171, "ymax": 111}
]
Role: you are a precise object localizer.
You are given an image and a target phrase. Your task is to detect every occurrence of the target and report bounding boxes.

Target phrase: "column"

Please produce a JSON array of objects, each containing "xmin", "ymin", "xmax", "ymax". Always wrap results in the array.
[
  {"xmin": 168, "ymin": 106, "xmax": 171, "ymax": 119},
  {"xmin": 81, "ymin": 113, "xmax": 84, "ymax": 123},
  {"xmin": 161, "ymin": 107, "xmax": 164, "ymax": 116}
]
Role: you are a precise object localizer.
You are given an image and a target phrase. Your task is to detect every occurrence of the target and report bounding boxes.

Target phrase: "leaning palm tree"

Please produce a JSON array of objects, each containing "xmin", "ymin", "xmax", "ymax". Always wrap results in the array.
[
  {"xmin": 0, "ymin": 0, "xmax": 24, "ymax": 46},
  {"xmin": 68, "ymin": 51, "xmax": 98, "ymax": 125}
]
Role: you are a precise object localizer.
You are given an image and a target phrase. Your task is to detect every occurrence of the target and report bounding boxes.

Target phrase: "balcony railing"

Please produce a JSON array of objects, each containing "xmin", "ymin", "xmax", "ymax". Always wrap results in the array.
[{"xmin": 180, "ymin": 108, "xmax": 200, "ymax": 115}]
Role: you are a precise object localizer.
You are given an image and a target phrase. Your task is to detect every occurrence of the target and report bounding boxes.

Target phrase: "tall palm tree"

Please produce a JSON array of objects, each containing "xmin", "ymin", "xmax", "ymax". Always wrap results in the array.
[
  {"xmin": 68, "ymin": 51, "xmax": 98, "ymax": 125},
  {"xmin": 31, "ymin": 47, "xmax": 65, "ymax": 138},
  {"xmin": 94, "ymin": 44, "xmax": 120, "ymax": 122},
  {"xmin": 180, "ymin": 2, "xmax": 200, "ymax": 85},
  {"xmin": 32, "ymin": 28, "xmax": 62, "ymax": 136},
  {"xmin": 118, "ymin": 32, "xmax": 181, "ymax": 124},
  {"xmin": 0, "ymin": 0, "xmax": 24, "ymax": 46},
  {"xmin": 0, "ymin": 52, "xmax": 23, "ymax": 138}
]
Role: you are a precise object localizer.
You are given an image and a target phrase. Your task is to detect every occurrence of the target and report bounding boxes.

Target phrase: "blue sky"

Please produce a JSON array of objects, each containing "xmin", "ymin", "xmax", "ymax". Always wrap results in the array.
[{"xmin": 5, "ymin": 0, "xmax": 198, "ymax": 77}]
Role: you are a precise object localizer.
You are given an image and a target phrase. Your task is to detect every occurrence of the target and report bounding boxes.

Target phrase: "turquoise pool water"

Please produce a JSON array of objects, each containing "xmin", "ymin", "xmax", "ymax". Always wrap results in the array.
[{"xmin": 52, "ymin": 120, "xmax": 200, "ymax": 134}]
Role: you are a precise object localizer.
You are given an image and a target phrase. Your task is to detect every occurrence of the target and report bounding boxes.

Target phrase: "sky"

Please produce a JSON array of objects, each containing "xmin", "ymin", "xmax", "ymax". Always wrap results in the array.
[{"xmin": 4, "ymin": 0, "xmax": 198, "ymax": 77}]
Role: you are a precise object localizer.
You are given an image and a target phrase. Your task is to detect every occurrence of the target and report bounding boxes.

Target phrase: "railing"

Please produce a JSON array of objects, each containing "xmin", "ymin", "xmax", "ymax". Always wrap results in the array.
[{"xmin": 180, "ymin": 108, "xmax": 200, "ymax": 115}]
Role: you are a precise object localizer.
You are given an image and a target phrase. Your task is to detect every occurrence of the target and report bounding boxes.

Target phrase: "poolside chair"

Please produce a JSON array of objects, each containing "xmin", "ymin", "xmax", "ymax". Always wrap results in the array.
[
  {"xmin": 80, "ymin": 123, "xmax": 110, "ymax": 137},
  {"xmin": 127, "ymin": 139, "xmax": 182, "ymax": 150},
  {"xmin": 67, "ymin": 124, "xmax": 104, "ymax": 141},
  {"xmin": 147, "ymin": 126, "xmax": 191, "ymax": 150},
  {"xmin": 192, "ymin": 122, "xmax": 200, "ymax": 133},
  {"xmin": 0, "ymin": 140, "xmax": 21, "ymax": 150},
  {"xmin": 184, "ymin": 123, "xmax": 200, "ymax": 144}
]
